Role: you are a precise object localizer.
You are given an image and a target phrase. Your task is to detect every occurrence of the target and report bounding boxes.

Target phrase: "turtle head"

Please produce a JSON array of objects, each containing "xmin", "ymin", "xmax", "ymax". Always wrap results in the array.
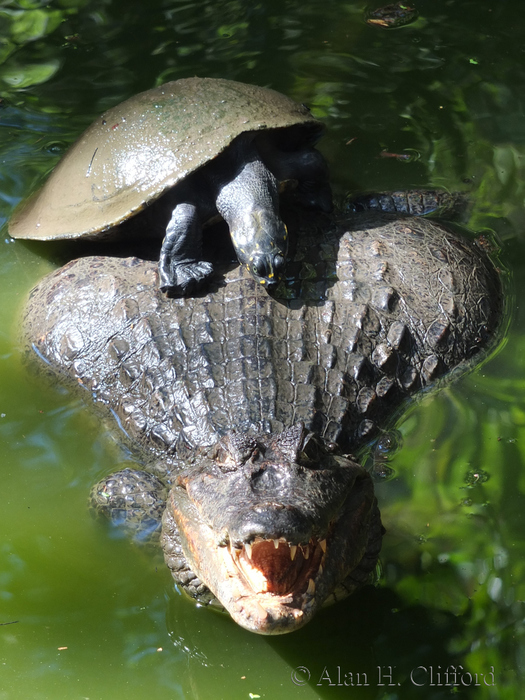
[
  {"xmin": 215, "ymin": 151, "xmax": 290, "ymax": 287},
  {"xmin": 231, "ymin": 208, "xmax": 289, "ymax": 288}
]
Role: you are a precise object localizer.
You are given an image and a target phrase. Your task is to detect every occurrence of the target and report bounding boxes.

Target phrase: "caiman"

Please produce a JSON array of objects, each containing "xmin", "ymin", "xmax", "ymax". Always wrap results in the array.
[{"xmin": 22, "ymin": 206, "xmax": 503, "ymax": 634}]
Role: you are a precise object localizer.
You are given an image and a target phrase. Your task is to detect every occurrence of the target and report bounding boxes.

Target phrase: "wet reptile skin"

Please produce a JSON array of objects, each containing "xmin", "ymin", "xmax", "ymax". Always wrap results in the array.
[
  {"xmin": 24, "ymin": 212, "xmax": 502, "ymax": 454},
  {"xmin": 22, "ymin": 210, "xmax": 503, "ymax": 633}
]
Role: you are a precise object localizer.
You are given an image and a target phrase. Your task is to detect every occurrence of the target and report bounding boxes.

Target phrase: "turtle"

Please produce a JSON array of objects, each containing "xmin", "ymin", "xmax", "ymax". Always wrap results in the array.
[{"xmin": 9, "ymin": 77, "xmax": 332, "ymax": 296}]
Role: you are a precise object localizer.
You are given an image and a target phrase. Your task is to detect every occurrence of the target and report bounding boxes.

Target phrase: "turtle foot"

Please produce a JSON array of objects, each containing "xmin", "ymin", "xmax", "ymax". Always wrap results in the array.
[{"xmin": 159, "ymin": 260, "xmax": 214, "ymax": 297}]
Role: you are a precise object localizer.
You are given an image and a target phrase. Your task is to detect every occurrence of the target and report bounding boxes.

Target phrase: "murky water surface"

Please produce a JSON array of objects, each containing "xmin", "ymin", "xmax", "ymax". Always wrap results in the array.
[{"xmin": 2, "ymin": 1, "xmax": 525, "ymax": 698}]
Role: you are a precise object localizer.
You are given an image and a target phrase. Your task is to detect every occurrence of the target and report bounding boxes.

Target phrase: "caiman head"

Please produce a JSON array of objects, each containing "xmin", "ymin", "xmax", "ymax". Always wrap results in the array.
[{"xmin": 162, "ymin": 423, "xmax": 383, "ymax": 635}]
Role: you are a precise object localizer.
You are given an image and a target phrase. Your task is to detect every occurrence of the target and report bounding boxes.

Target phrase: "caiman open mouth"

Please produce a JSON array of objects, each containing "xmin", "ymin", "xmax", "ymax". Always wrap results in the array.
[
  {"xmin": 166, "ymin": 471, "xmax": 381, "ymax": 634},
  {"xmin": 166, "ymin": 426, "xmax": 380, "ymax": 634},
  {"xmin": 225, "ymin": 535, "xmax": 327, "ymax": 597},
  {"xmin": 205, "ymin": 532, "xmax": 333, "ymax": 634}
]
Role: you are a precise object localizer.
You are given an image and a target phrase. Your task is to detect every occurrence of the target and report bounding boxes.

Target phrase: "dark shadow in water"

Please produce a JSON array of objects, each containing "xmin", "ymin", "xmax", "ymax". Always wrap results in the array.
[{"xmin": 166, "ymin": 584, "xmax": 481, "ymax": 699}]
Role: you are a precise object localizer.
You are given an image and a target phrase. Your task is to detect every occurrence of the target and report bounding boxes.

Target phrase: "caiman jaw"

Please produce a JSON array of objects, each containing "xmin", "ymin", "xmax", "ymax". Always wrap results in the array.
[
  {"xmin": 168, "ymin": 487, "xmax": 336, "ymax": 634},
  {"xmin": 214, "ymin": 535, "xmax": 328, "ymax": 633},
  {"xmin": 165, "ymin": 424, "xmax": 381, "ymax": 634}
]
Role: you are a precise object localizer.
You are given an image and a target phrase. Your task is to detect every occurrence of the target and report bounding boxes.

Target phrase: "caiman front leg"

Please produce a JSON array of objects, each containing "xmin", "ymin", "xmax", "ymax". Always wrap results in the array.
[{"xmin": 158, "ymin": 202, "xmax": 214, "ymax": 296}]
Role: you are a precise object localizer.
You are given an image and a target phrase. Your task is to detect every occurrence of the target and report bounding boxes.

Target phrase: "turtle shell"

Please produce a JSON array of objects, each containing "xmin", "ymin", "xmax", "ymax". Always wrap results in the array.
[{"xmin": 9, "ymin": 78, "xmax": 323, "ymax": 241}]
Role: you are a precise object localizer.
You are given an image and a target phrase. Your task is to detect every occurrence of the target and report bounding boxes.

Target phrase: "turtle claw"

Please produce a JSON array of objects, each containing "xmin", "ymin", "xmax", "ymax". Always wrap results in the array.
[{"xmin": 159, "ymin": 260, "xmax": 214, "ymax": 297}]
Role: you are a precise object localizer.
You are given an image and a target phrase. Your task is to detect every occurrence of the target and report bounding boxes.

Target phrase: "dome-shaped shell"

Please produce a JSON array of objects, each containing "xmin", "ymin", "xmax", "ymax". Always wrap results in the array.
[{"xmin": 9, "ymin": 78, "xmax": 322, "ymax": 241}]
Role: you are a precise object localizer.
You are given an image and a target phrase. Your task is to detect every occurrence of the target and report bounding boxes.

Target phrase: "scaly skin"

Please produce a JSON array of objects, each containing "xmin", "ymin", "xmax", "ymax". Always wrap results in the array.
[{"xmin": 22, "ymin": 210, "xmax": 503, "ymax": 634}]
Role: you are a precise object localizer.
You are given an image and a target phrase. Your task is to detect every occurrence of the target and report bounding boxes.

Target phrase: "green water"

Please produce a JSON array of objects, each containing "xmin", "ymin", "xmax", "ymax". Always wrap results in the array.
[{"xmin": 2, "ymin": 1, "xmax": 525, "ymax": 698}]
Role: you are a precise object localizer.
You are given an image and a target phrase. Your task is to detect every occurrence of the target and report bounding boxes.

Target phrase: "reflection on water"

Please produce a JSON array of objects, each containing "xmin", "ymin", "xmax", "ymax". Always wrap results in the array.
[{"xmin": 1, "ymin": 0, "xmax": 525, "ymax": 698}]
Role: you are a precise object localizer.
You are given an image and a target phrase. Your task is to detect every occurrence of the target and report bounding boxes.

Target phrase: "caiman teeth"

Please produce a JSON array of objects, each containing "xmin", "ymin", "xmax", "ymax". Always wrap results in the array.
[
  {"xmin": 229, "ymin": 536, "xmax": 329, "ymax": 597},
  {"xmin": 239, "ymin": 538, "xmax": 325, "ymax": 563},
  {"xmin": 229, "ymin": 541, "xmax": 242, "ymax": 559}
]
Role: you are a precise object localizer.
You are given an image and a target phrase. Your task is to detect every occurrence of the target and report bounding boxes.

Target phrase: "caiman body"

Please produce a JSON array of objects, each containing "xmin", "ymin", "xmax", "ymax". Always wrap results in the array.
[{"xmin": 23, "ymin": 210, "xmax": 503, "ymax": 634}]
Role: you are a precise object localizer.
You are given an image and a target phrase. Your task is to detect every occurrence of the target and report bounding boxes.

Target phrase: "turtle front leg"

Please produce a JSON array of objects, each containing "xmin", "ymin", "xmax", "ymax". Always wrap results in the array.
[{"xmin": 158, "ymin": 203, "xmax": 214, "ymax": 296}]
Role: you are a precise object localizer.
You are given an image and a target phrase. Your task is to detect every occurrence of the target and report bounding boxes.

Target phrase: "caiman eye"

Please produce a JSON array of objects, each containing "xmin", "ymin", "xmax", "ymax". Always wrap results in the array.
[
  {"xmin": 212, "ymin": 433, "xmax": 259, "ymax": 472},
  {"xmin": 299, "ymin": 434, "xmax": 322, "ymax": 464},
  {"xmin": 298, "ymin": 433, "xmax": 339, "ymax": 467},
  {"xmin": 227, "ymin": 432, "xmax": 259, "ymax": 464},
  {"xmin": 214, "ymin": 446, "xmax": 238, "ymax": 472}
]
